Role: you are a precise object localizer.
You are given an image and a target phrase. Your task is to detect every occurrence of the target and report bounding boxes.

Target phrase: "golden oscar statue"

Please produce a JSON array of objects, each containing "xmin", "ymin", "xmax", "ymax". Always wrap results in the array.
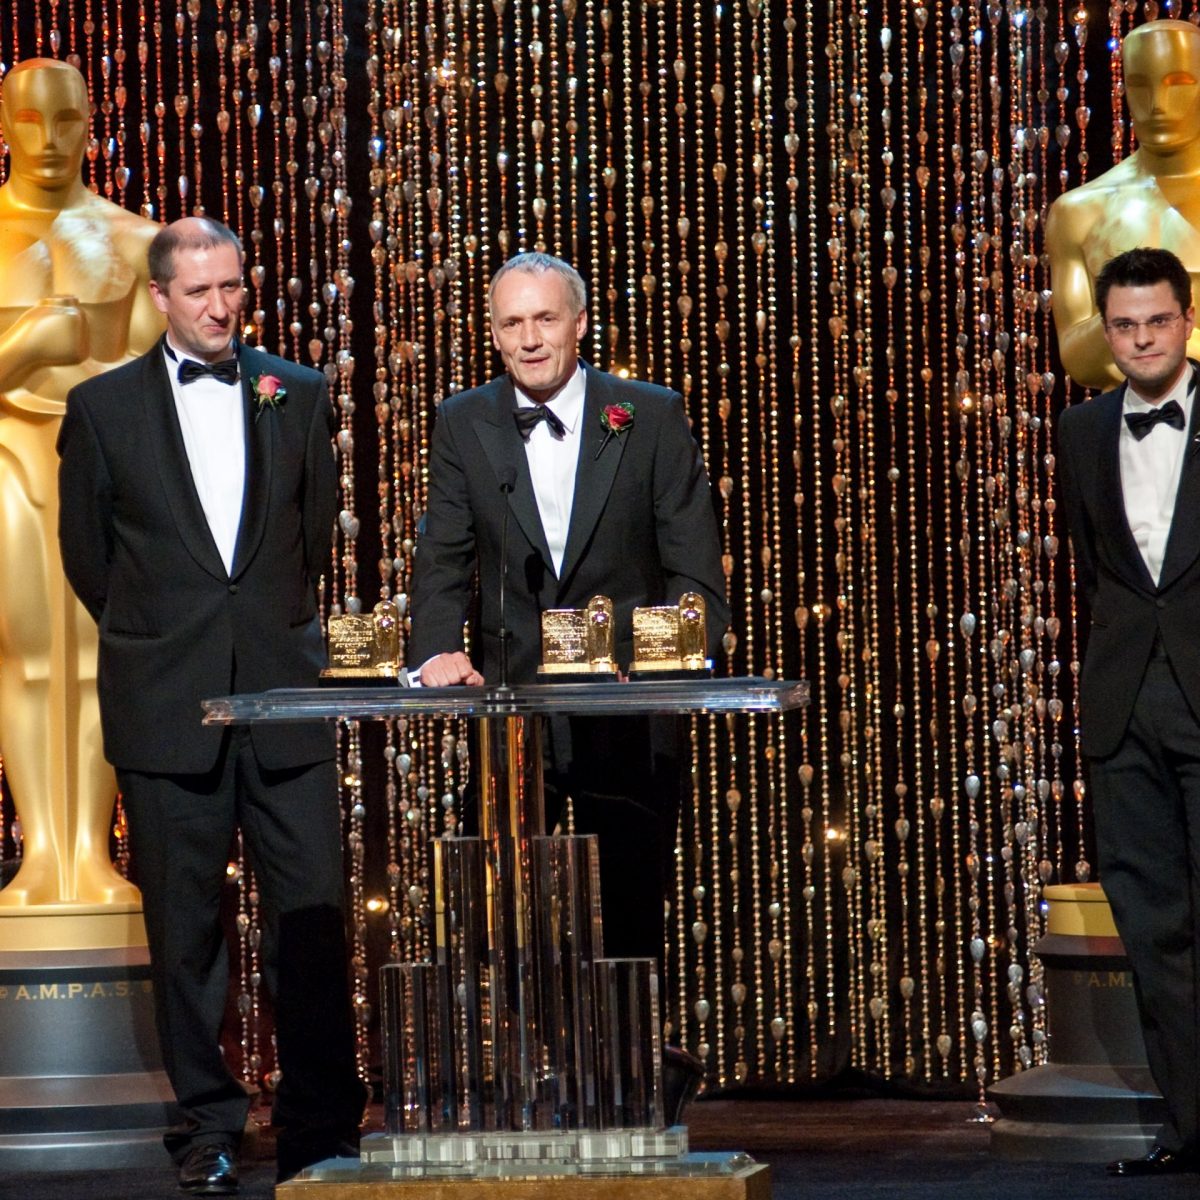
[
  {"xmin": 1047, "ymin": 19, "xmax": 1200, "ymax": 389},
  {"xmin": 0, "ymin": 59, "xmax": 164, "ymax": 948}
]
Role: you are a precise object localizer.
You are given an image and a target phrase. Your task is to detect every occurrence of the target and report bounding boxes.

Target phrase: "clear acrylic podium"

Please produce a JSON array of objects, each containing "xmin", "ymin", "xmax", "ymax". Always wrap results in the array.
[{"xmin": 203, "ymin": 678, "xmax": 805, "ymax": 1198}]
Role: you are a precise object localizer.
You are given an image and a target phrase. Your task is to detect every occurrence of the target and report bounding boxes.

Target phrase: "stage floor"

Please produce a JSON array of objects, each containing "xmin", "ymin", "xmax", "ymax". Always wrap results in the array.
[{"xmin": 8, "ymin": 1098, "xmax": 1199, "ymax": 1199}]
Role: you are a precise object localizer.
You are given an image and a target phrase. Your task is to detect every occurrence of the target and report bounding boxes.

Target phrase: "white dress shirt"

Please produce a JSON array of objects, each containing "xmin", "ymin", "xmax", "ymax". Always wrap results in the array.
[
  {"xmin": 412, "ymin": 365, "xmax": 587, "ymax": 685},
  {"xmin": 164, "ymin": 338, "xmax": 246, "ymax": 576},
  {"xmin": 1120, "ymin": 365, "xmax": 1195, "ymax": 586},
  {"xmin": 515, "ymin": 365, "xmax": 587, "ymax": 577}
]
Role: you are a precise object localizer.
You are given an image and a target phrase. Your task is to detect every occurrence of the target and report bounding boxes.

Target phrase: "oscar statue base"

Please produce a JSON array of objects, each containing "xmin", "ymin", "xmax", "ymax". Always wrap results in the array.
[
  {"xmin": 277, "ymin": 1150, "xmax": 769, "ymax": 1199},
  {"xmin": 0, "ymin": 902, "xmax": 147, "ymax": 952},
  {"xmin": 0, "ymin": 938, "xmax": 178, "ymax": 1170},
  {"xmin": 988, "ymin": 884, "xmax": 1164, "ymax": 1161},
  {"xmin": 989, "ymin": 1064, "xmax": 1162, "ymax": 1161}
]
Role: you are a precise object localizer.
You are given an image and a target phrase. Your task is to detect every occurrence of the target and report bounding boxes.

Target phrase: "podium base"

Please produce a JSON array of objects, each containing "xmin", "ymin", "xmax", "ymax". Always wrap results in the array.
[
  {"xmin": 362, "ymin": 1125, "xmax": 690, "ymax": 1167},
  {"xmin": 278, "ymin": 1151, "xmax": 770, "ymax": 1198}
]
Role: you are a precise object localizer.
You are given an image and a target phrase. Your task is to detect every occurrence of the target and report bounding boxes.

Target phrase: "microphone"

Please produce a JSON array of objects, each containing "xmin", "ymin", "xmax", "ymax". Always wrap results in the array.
[{"xmin": 497, "ymin": 467, "xmax": 517, "ymax": 691}]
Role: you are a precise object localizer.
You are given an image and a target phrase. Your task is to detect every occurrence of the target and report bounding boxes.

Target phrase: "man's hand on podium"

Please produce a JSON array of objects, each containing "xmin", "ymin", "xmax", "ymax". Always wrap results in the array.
[{"xmin": 414, "ymin": 651, "xmax": 485, "ymax": 687}]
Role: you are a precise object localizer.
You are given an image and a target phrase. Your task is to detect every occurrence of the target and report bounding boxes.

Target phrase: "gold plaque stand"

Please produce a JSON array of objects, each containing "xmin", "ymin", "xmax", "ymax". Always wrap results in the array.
[
  {"xmin": 629, "ymin": 593, "xmax": 710, "ymax": 678},
  {"xmin": 537, "ymin": 596, "xmax": 618, "ymax": 679},
  {"xmin": 321, "ymin": 599, "xmax": 403, "ymax": 684},
  {"xmin": 278, "ymin": 1161, "xmax": 770, "ymax": 1199}
]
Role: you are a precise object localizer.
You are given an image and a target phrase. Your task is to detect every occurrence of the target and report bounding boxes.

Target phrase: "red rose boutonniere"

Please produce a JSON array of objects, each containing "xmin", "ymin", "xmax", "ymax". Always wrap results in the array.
[
  {"xmin": 595, "ymin": 401, "xmax": 635, "ymax": 459},
  {"xmin": 252, "ymin": 374, "xmax": 287, "ymax": 421}
]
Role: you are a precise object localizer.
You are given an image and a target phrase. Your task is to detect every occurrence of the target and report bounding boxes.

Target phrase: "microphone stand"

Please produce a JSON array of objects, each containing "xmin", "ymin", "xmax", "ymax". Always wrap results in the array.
[{"xmin": 497, "ymin": 470, "xmax": 516, "ymax": 695}]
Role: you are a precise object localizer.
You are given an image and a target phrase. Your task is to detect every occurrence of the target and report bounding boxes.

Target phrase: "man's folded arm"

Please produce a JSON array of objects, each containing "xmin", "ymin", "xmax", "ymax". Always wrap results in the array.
[
  {"xmin": 303, "ymin": 378, "xmax": 339, "ymax": 587},
  {"xmin": 653, "ymin": 393, "xmax": 731, "ymax": 644},
  {"xmin": 57, "ymin": 391, "xmax": 114, "ymax": 623}
]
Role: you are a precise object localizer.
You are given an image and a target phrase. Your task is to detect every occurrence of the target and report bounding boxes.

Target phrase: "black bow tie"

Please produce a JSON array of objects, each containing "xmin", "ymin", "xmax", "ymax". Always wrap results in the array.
[
  {"xmin": 514, "ymin": 404, "xmax": 566, "ymax": 439},
  {"xmin": 1125, "ymin": 398, "xmax": 1186, "ymax": 440},
  {"xmin": 177, "ymin": 357, "xmax": 240, "ymax": 386}
]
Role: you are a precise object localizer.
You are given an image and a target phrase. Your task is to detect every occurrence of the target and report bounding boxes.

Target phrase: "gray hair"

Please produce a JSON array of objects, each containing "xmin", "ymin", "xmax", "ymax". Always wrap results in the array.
[
  {"xmin": 488, "ymin": 252, "xmax": 588, "ymax": 316},
  {"xmin": 148, "ymin": 218, "xmax": 244, "ymax": 286}
]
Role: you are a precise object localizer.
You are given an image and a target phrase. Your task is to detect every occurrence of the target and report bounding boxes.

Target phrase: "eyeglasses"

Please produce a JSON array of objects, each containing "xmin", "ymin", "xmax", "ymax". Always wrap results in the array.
[{"xmin": 1104, "ymin": 312, "xmax": 1187, "ymax": 339}]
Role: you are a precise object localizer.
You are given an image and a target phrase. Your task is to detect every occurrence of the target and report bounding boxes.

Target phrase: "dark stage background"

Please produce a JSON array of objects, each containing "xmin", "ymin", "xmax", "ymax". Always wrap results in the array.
[{"xmin": 0, "ymin": 0, "xmax": 1136, "ymax": 1105}]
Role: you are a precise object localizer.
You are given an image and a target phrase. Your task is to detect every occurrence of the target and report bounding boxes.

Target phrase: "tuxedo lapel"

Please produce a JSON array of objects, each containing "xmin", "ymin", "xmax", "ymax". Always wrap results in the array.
[
  {"xmin": 1156, "ymin": 363, "xmax": 1200, "ymax": 589},
  {"xmin": 471, "ymin": 378, "xmax": 555, "ymax": 574},
  {"xmin": 557, "ymin": 365, "xmax": 627, "ymax": 593},
  {"xmin": 140, "ymin": 341, "xmax": 229, "ymax": 582},
  {"xmin": 230, "ymin": 350, "xmax": 274, "ymax": 580},
  {"xmin": 1094, "ymin": 384, "xmax": 1157, "ymax": 594}
]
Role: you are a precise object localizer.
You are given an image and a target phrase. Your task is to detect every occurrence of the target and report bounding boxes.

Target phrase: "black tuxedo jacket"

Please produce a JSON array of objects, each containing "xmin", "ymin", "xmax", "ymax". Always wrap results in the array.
[
  {"xmin": 58, "ymin": 338, "xmax": 337, "ymax": 774},
  {"xmin": 408, "ymin": 364, "xmax": 730, "ymax": 682},
  {"xmin": 1057, "ymin": 363, "xmax": 1200, "ymax": 758}
]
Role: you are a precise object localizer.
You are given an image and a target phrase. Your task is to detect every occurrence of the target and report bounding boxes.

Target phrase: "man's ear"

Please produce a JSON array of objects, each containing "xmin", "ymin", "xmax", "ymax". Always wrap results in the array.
[{"xmin": 148, "ymin": 279, "xmax": 170, "ymax": 315}]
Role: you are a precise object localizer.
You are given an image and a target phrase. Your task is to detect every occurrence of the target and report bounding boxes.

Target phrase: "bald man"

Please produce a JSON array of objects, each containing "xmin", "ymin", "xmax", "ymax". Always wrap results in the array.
[{"xmin": 57, "ymin": 216, "xmax": 365, "ymax": 1194}]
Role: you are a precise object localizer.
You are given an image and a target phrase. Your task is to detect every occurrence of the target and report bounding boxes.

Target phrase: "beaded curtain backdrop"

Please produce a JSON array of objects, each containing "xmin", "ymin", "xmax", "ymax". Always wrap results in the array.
[{"xmin": 0, "ymin": 0, "xmax": 1126, "ymax": 1106}]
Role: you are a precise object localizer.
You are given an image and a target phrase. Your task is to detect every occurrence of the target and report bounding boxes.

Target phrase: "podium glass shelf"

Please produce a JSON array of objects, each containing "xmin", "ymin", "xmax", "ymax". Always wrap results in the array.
[{"xmin": 201, "ymin": 676, "xmax": 808, "ymax": 724}]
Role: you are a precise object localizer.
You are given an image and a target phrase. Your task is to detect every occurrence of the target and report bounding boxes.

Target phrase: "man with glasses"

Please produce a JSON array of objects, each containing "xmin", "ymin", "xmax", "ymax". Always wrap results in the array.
[{"xmin": 1058, "ymin": 246, "xmax": 1200, "ymax": 1177}]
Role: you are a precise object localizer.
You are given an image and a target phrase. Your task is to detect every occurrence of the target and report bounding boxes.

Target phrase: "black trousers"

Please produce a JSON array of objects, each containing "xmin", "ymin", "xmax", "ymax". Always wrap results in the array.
[
  {"xmin": 1088, "ymin": 651, "xmax": 1200, "ymax": 1156},
  {"xmin": 119, "ymin": 727, "xmax": 366, "ymax": 1163},
  {"xmin": 461, "ymin": 713, "xmax": 682, "ymax": 966},
  {"xmin": 545, "ymin": 714, "xmax": 683, "ymax": 965}
]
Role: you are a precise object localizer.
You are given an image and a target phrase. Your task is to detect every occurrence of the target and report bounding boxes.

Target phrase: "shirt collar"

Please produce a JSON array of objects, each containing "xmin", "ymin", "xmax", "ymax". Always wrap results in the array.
[
  {"xmin": 162, "ymin": 335, "xmax": 239, "ymax": 371},
  {"xmin": 1124, "ymin": 361, "xmax": 1196, "ymax": 414},
  {"xmin": 513, "ymin": 363, "xmax": 586, "ymax": 434}
]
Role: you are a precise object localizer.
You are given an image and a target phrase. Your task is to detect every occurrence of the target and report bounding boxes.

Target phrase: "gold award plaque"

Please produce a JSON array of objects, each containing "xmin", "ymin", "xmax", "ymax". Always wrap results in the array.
[
  {"xmin": 538, "ymin": 595, "xmax": 618, "ymax": 676},
  {"xmin": 539, "ymin": 608, "xmax": 590, "ymax": 673},
  {"xmin": 630, "ymin": 593, "xmax": 708, "ymax": 674},
  {"xmin": 321, "ymin": 598, "xmax": 402, "ymax": 681}
]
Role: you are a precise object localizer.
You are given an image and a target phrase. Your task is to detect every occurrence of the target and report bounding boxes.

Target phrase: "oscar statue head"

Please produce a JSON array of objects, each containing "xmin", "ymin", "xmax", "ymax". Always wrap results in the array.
[
  {"xmin": 1123, "ymin": 19, "xmax": 1200, "ymax": 156},
  {"xmin": 1, "ymin": 58, "xmax": 90, "ymax": 199}
]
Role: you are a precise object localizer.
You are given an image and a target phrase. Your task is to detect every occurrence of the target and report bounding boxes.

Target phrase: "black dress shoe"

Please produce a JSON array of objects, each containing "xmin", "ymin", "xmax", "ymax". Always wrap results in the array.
[
  {"xmin": 1106, "ymin": 1146, "xmax": 1196, "ymax": 1177},
  {"xmin": 662, "ymin": 1045, "xmax": 706, "ymax": 1126},
  {"xmin": 178, "ymin": 1143, "xmax": 239, "ymax": 1195}
]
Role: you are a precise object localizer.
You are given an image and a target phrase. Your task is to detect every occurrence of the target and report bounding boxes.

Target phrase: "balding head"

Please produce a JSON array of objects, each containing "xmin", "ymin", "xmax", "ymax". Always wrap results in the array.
[{"xmin": 148, "ymin": 217, "xmax": 244, "ymax": 287}]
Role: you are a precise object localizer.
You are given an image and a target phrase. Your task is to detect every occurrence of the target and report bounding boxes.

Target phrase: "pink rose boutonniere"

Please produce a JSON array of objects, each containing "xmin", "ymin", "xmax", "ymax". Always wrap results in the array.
[
  {"xmin": 252, "ymin": 374, "xmax": 287, "ymax": 421},
  {"xmin": 595, "ymin": 401, "xmax": 635, "ymax": 459}
]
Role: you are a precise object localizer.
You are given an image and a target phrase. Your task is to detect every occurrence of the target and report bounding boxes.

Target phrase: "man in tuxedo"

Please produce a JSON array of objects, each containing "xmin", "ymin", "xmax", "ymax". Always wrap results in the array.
[
  {"xmin": 1057, "ymin": 246, "xmax": 1200, "ymax": 1177},
  {"xmin": 409, "ymin": 251, "xmax": 729, "ymax": 969},
  {"xmin": 57, "ymin": 217, "xmax": 365, "ymax": 1194}
]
